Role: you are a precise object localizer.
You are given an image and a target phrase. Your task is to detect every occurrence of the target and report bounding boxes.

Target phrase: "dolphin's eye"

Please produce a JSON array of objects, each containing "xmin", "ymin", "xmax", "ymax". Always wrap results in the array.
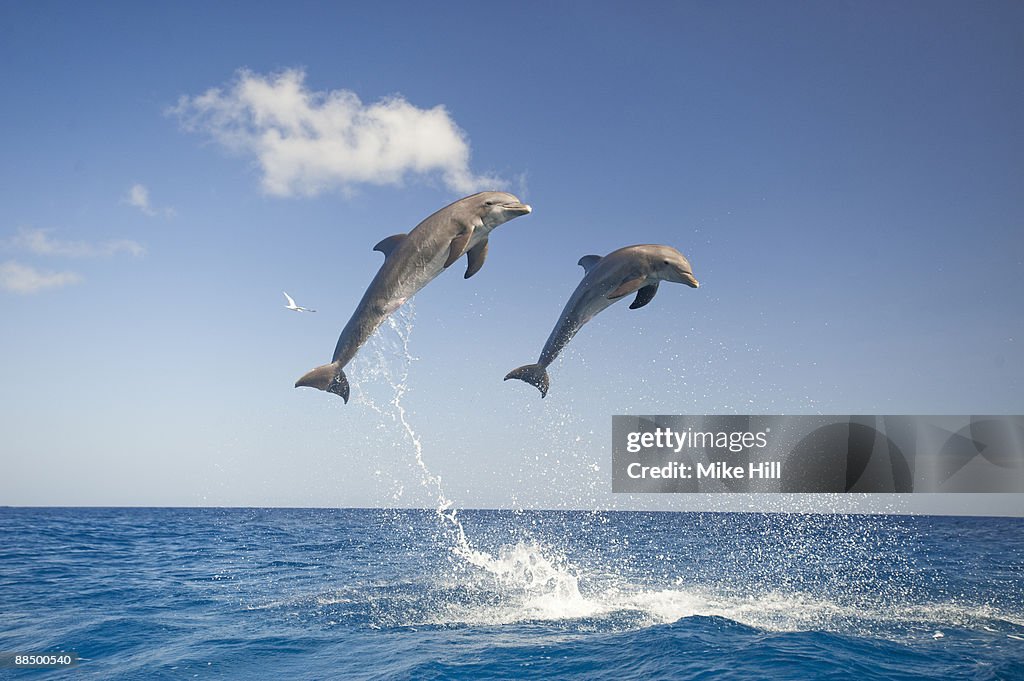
[{"xmin": 484, "ymin": 200, "xmax": 495, "ymax": 206}]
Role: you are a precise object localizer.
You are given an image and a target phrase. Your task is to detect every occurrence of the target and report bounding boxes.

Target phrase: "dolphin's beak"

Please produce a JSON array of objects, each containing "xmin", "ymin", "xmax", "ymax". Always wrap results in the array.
[
  {"xmin": 683, "ymin": 273, "xmax": 700, "ymax": 288},
  {"xmin": 503, "ymin": 202, "xmax": 532, "ymax": 215}
]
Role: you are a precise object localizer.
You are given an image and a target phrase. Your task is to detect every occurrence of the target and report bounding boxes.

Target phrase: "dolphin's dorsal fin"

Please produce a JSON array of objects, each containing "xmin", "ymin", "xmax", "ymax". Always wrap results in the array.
[
  {"xmin": 444, "ymin": 227, "xmax": 474, "ymax": 268},
  {"xmin": 373, "ymin": 233, "xmax": 407, "ymax": 258},
  {"xmin": 578, "ymin": 255, "xmax": 602, "ymax": 273},
  {"xmin": 607, "ymin": 276, "xmax": 647, "ymax": 300},
  {"xmin": 464, "ymin": 238, "xmax": 489, "ymax": 279},
  {"xmin": 629, "ymin": 282, "xmax": 660, "ymax": 309}
]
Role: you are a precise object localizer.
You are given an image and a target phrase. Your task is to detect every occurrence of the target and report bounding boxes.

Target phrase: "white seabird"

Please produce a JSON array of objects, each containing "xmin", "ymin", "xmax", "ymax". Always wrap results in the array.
[{"xmin": 283, "ymin": 291, "xmax": 315, "ymax": 312}]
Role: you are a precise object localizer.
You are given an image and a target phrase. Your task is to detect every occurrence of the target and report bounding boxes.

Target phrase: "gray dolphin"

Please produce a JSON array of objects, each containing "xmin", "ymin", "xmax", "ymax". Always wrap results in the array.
[
  {"xmin": 296, "ymin": 191, "xmax": 532, "ymax": 401},
  {"xmin": 504, "ymin": 244, "xmax": 699, "ymax": 397}
]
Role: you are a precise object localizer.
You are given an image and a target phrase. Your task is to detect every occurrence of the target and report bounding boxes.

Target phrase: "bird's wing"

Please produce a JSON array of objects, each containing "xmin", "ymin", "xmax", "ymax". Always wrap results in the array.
[{"xmin": 283, "ymin": 291, "xmax": 297, "ymax": 307}]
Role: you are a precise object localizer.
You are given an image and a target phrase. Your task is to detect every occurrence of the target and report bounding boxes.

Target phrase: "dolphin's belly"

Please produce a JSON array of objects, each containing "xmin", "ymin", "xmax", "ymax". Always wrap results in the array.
[
  {"xmin": 388, "ymin": 226, "xmax": 489, "ymax": 299},
  {"xmin": 385, "ymin": 250, "xmax": 446, "ymax": 300},
  {"xmin": 331, "ymin": 237, "xmax": 460, "ymax": 364}
]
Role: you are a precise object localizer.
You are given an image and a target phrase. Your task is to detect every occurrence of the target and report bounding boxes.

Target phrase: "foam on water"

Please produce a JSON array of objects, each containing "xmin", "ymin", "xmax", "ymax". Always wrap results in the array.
[{"xmin": 425, "ymin": 542, "xmax": 1024, "ymax": 641}]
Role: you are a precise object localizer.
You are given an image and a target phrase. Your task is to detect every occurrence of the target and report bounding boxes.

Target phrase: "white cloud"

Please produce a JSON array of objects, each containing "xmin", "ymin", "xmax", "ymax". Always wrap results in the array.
[
  {"xmin": 126, "ymin": 183, "xmax": 155, "ymax": 216},
  {"xmin": 0, "ymin": 260, "xmax": 82, "ymax": 294},
  {"xmin": 10, "ymin": 227, "xmax": 145, "ymax": 258},
  {"xmin": 123, "ymin": 183, "xmax": 174, "ymax": 217},
  {"xmin": 172, "ymin": 68, "xmax": 501, "ymax": 197}
]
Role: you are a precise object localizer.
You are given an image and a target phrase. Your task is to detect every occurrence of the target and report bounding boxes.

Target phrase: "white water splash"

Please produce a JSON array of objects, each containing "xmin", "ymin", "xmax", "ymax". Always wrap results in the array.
[
  {"xmin": 341, "ymin": 309, "xmax": 1023, "ymax": 642},
  {"xmin": 429, "ymin": 568, "xmax": 1024, "ymax": 641},
  {"xmin": 345, "ymin": 314, "xmax": 840, "ymax": 632},
  {"xmin": 344, "ymin": 308, "xmax": 613, "ymax": 623},
  {"xmin": 348, "ymin": 305, "xmax": 505, "ymax": 564}
]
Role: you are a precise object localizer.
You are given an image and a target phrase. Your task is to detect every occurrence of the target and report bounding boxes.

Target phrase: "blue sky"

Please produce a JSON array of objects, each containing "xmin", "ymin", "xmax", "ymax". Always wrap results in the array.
[{"xmin": 1, "ymin": 1, "xmax": 1021, "ymax": 513}]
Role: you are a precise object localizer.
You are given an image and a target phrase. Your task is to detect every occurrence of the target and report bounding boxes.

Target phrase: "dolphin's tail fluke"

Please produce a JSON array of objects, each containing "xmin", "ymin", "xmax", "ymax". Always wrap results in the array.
[
  {"xmin": 504, "ymin": 363, "xmax": 550, "ymax": 398},
  {"xmin": 295, "ymin": 361, "xmax": 350, "ymax": 402}
]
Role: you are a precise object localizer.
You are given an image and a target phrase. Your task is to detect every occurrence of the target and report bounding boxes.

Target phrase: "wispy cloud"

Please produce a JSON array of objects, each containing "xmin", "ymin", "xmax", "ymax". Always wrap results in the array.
[
  {"xmin": 10, "ymin": 227, "xmax": 145, "ymax": 258},
  {"xmin": 0, "ymin": 260, "xmax": 82, "ymax": 294},
  {"xmin": 125, "ymin": 183, "xmax": 155, "ymax": 216},
  {"xmin": 171, "ymin": 68, "xmax": 501, "ymax": 197},
  {"xmin": 123, "ymin": 183, "xmax": 174, "ymax": 217}
]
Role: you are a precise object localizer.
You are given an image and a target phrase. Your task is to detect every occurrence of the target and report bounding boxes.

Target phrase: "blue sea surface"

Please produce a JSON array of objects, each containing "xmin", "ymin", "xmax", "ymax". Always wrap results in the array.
[{"xmin": 0, "ymin": 508, "xmax": 1022, "ymax": 680}]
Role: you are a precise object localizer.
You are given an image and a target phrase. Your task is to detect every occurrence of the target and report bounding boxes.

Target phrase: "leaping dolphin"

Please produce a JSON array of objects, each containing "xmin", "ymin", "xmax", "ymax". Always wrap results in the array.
[
  {"xmin": 504, "ymin": 244, "xmax": 699, "ymax": 397},
  {"xmin": 296, "ymin": 192, "xmax": 532, "ymax": 402}
]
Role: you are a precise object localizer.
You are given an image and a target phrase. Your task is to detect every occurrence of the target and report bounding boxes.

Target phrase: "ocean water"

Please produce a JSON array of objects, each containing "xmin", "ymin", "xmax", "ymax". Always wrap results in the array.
[{"xmin": 1, "ymin": 507, "xmax": 1022, "ymax": 680}]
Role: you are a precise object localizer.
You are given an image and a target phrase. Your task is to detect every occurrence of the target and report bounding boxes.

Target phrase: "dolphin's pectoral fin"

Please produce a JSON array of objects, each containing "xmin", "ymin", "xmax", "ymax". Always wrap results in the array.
[
  {"xmin": 578, "ymin": 255, "xmax": 602, "ymax": 273},
  {"xmin": 629, "ymin": 282, "xmax": 660, "ymax": 309},
  {"xmin": 464, "ymin": 239, "xmax": 489, "ymax": 279},
  {"xmin": 444, "ymin": 229, "xmax": 473, "ymax": 268},
  {"xmin": 607, "ymin": 276, "xmax": 647, "ymax": 300},
  {"xmin": 373, "ymin": 233, "xmax": 407, "ymax": 258}
]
